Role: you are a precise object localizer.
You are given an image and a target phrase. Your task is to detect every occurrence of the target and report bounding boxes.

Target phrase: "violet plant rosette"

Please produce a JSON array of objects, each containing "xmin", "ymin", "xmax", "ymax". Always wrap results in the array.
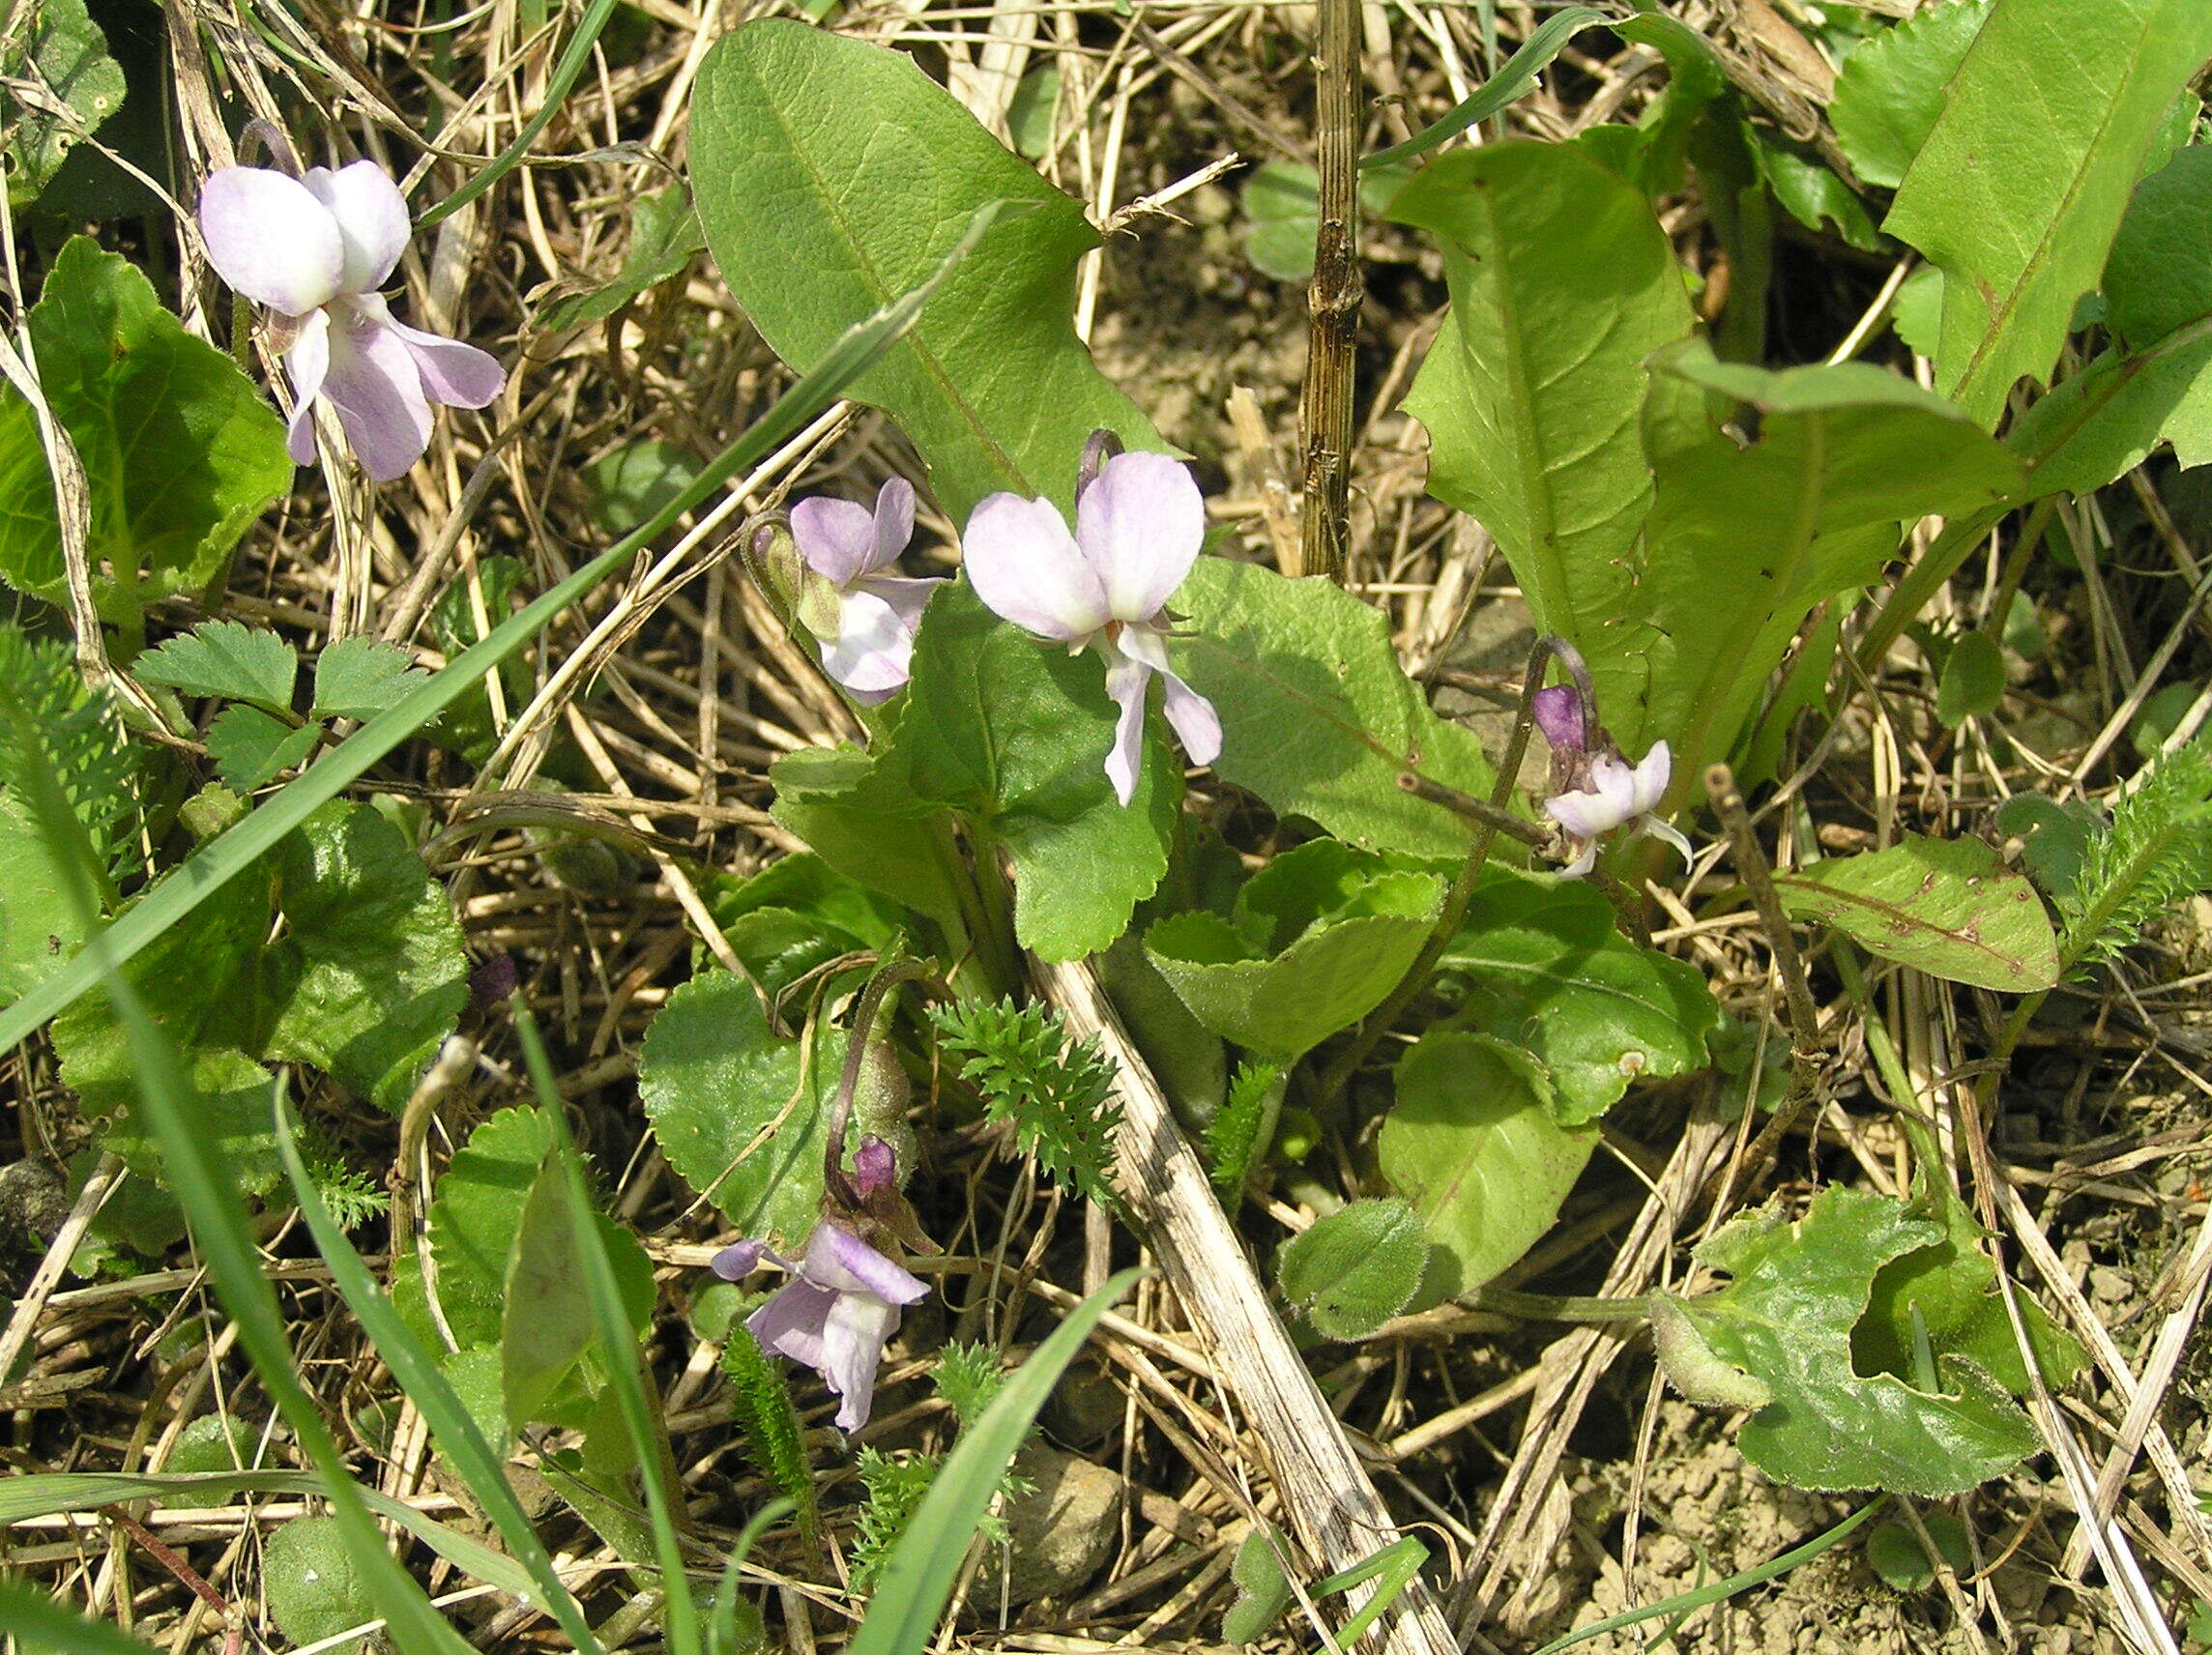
[
  {"xmin": 962, "ymin": 448, "xmax": 1223, "ymax": 805},
  {"xmin": 196, "ymin": 159, "xmax": 506, "ymax": 481}
]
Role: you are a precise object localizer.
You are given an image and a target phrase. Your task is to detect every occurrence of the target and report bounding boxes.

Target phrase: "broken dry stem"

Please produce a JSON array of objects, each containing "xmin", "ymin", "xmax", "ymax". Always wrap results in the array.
[{"xmin": 1295, "ymin": 0, "xmax": 1363, "ymax": 583}]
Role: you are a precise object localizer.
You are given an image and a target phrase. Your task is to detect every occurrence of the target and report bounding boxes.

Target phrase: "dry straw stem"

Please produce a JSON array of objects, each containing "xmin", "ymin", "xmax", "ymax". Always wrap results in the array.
[{"xmin": 1035, "ymin": 956, "xmax": 1460, "ymax": 1655}]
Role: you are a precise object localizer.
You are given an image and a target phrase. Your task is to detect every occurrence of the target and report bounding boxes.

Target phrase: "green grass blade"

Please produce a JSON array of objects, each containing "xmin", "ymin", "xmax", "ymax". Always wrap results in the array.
[
  {"xmin": 0, "ymin": 1468, "xmax": 537, "ymax": 1599},
  {"xmin": 0, "ymin": 200, "xmax": 1001, "ymax": 1057},
  {"xmin": 513, "ymin": 1000, "xmax": 704, "ymax": 1655},
  {"xmin": 417, "ymin": 0, "xmax": 622, "ymax": 227},
  {"xmin": 0, "ymin": 682, "xmax": 478, "ymax": 1653},
  {"xmin": 1527, "ymin": 1497, "xmax": 1887, "ymax": 1655},
  {"xmin": 0, "ymin": 1582, "xmax": 164, "ymax": 1654},
  {"xmin": 271, "ymin": 1088, "xmax": 607, "ymax": 1653},
  {"xmin": 850, "ymin": 1267, "xmax": 1141, "ymax": 1655},
  {"xmin": 1363, "ymin": 6, "xmax": 1611, "ymax": 167}
]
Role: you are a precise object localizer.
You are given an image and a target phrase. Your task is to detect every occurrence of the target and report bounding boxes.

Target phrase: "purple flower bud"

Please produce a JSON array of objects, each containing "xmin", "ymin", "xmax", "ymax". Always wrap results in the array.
[
  {"xmin": 710, "ymin": 1238, "xmax": 770, "ymax": 1281},
  {"xmin": 852, "ymin": 1134, "xmax": 896, "ymax": 1200},
  {"xmin": 469, "ymin": 954, "xmax": 518, "ymax": 1008},
  {"xmin": 1531, "ymin": 684, "xmax": 1586, "ymax": 755}
]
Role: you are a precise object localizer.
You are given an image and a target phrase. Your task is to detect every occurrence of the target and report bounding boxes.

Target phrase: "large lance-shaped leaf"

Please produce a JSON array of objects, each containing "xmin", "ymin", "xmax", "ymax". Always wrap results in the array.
[
  {"xmin": 1145, "ymin": 840, "xmax": 1444, "ymax": 1060},
  {"xmin": 1774, "ymin": 833, "xmax": 2058, "ymax": 992},
  {"xmin": 1620, "ymin": 348, "xmax": 2023, "ymax": 781},
  {"xmin": 2012, "ymin": 145, "xmax": 2212, "ymax": 497},
  {"xmin": 1378, "ymin": 1031, "xmax": 1597, "ymax": 1296},
  {"xmin": 689, "ymin": 19, "xmax": 1159, "ymax": 520},
  {"xmin": 1882, "ymin": 0, "xmax": 2212, "ymax": 429},
  {"xmin": 1439, "ymin": 865, "xmax": 1717, "ymax": 1124},
  {"xmin": 1170, "ymin": 557, "xmax": 1496, "ymax": 856},
  {"xmin": 1391, "ymin": 141, "xmax": 1697, "ymax": 667}
]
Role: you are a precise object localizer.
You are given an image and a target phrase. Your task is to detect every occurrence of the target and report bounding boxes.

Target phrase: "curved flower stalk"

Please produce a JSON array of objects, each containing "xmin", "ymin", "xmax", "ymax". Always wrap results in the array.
[
  {"xmin": 197, "ymin": 160, "xmax": 505, "ymax": 482},
  {"xmin": 963, "ymin": 448, "xmax": 1222, "ymax": 804},
  {"xmin": 1533, "ymin": 642, "xmax": 1692, "ymax": 878},
  {"xmin": 710, "ymin": 1137, "xmax": 928, "ymax": 1434},
  {"xmin": 789, "ymin": 478, "xmax": 943, "ymax": 703}
]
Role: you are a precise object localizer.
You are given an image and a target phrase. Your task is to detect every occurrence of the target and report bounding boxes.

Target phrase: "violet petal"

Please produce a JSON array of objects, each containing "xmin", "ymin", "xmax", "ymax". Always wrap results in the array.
[
  {"xmin": 821, "ymin": 587, "xmax": 916, "ymax": 697},
  {"xmin": 317, "ymin": 304, "xmax": 433, "ymax": 481},
  {"xmin": 962, "ymin": 492, "xmax": 1112, "ymax": 642},
  {"xmin": 1626, "ymin": 740, "xmax": 1672, "ymax": 816},
  {"xmin": 382, "ymin": 309, "xmax": 507, "ymax": 409},
  {"xmin": 793, "ymin": 495, "xmax": 879, "ymax": 586},
  {"xmin": 869, "ymin": 477, "xmax": 917, "ymax": 574},
  {"xmin": 746, "ymin": 1278, "xmax": 836, "ymax": 1370},
  {"xmin": 803, "ymin": 1222, "xmax": 928, "ymax": 1307},
  {"xmin": 1121, "ymin": 625, "xmax": 1219, "ymax": 767},
  {"xmin": 198, "ymin": 167, "xmax": 344, "ymax": 316},
  {"xmin": 283, "ymin": 309, "xmax": 332, "ymax": 466},
  {"xmin": 303, "ymin": 160, "xmax": 411, "ymax": 294},
  {"xmin": 1100, "ymin": 642, "xmax": 1151, "ymax": 807},
  {"xmin": 820, "ymin": 1289, "xmax": 901, "ymax": 1433},
  {"xmin": 1073, "ymin": 450, "xmax": 1204, "ymax": 624}
]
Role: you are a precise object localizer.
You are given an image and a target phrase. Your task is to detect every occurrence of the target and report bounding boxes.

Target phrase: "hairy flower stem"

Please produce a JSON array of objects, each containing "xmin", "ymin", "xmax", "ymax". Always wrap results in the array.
[
  {"xmin": 822, "ymin": 957, "xmax": 947, "ymax": 1205},
  {"xmin": 966, "ymin": 817, "xmax": 1021, "ymax": 994},
  {"xmin": 933, "ymin": 816, "xmax": 1014, "ymax": 1002},
  {"xmin": 1464, "ymin": 1286, "xmax": 1653, "ymax": 1323},
  {"xmin": 1704, "ymin": 763, "xmax": 1823, "ymax": 1203},
  {"xmin": 1318, "ymin": 648, "xmax": 1550, "ymax": 1106}
]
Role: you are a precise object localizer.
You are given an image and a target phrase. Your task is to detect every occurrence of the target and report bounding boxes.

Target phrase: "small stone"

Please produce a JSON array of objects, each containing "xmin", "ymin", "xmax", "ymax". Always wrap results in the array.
[
  {"xmin": 0, "ymin": 1159, "xmax": 71, "ymax": 1246},
  {"xmin": 967, "ymin": 1445, "xmax": 1121, "ymax": 1609},
  {"xmin": 2087, "ymin": 1265, "xmax": 2133, "ymax": 1305}
]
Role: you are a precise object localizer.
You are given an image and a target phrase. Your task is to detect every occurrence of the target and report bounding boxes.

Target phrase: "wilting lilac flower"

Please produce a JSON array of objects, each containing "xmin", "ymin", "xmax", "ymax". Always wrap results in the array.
[
  {"xmin": 197, "ymin": 160, "xmax": 505, "ymax": 482},
  {"xmin": 790, "ymin": 478, "xmax": 942, "ymax": 704},
  {"xmin": 1533, "ymin": 639, "xmax": 1692, "ymax": 878},
  {"xmin": 711, "ymin": 1220, "xmax": 927, "ymax": 1433},
  {"xmin": 963, "ymin": 450, "xmax": 1222, "ymax": 805},
  {"xmin": 1547, "ymin": 742, "xmax": 1691, "ymax": 877}
]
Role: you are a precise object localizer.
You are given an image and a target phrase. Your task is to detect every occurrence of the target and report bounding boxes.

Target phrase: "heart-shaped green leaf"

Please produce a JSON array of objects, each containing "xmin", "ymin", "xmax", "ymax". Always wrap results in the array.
[
  {"xmin": 636, "ymin": 969, "xmax": 828, "ymax": 1245},
  {"xmin": 1378, "ymin": 1031, "xmax": 1597, "ymax": 1295},
  {"xmin": 1170, "ymin": 559, "xmax": 1496, "ymax": 857},
  {"xmin": 1439, "ymin": 865, "xmax": 1717, "ymax": 1125},
  {"xmin": 1145, "ymin": 840, "xmax": 1442, "ymax": 1060},
  {"xmin": 1662, "ymin": 1187, "xmax": 2040, "ymax": 1495},
  {"xmin": 0, "ymin": 239, "xmax": 291, "ymax": 624}
]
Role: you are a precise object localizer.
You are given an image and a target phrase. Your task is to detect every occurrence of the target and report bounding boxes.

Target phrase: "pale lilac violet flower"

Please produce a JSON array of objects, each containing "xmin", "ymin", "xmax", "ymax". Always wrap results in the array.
[
  {"xmin": 790, "ymin": 478, "xmax": 941, "ymax": 704},
  {"xmin": 196, "ymin": 160, "xmax": 505, "ymax": 482},
  {"xmin": 963, "ymin": 450, "xmax": 1222, "ymax": 805},
  {"xmin": 1546, "ymin": 742, "xmax": 1691, "ymax": 877},
  {"xmin": 1532, "ymin": 639, "xmax": 1692, "ymax": 878},
  {"xmin": 711, "ymin": 1219, "xmax": 927, "ymax": 1433}
]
